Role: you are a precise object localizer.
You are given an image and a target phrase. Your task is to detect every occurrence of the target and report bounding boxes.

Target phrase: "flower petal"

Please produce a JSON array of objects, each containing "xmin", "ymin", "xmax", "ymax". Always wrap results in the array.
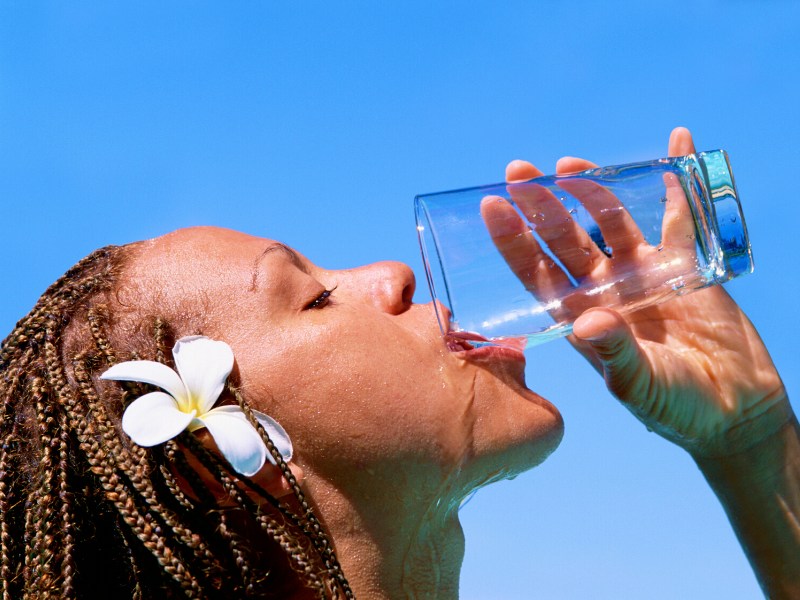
[
  {"xmin": 173, "ymin": 336, "xmax": 234, "ymax": 414},
  {"xmin": 253, "ymin": 410, "xmax": 293, "ymax": 463},
  {"xmin": 199, "ymin": 407, "xmax": 267, "ymax": 477},
  {"xmin": 101, "ymin": 360, "xmax": 186, "ymax": 401},
  {"xmin": 208, "ymin": 406, "xmax": 294, "ymax": 464},
  {"xmin": 121, "ymin": 391, "xmax": 195, "ymax": 447}
]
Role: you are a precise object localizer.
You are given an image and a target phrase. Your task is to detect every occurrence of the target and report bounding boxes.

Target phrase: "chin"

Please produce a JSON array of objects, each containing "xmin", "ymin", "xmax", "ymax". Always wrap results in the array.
[
  {"xmin": 463, "ymin": 420, "xmax": 563, "ymax": 489},
  {"xmin": 467, "ymin": 373, "xmax": 564, "ymax": 482},
  {"xmin": 509, "ymin": 395, "xmax": 564, "ymax": 475}
]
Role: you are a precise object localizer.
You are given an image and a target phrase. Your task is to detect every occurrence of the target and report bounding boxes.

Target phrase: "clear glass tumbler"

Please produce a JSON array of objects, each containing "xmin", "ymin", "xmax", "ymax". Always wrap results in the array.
[{"xmin": 415, "ymin": 150, "xmax": 753, "ymax": 348}]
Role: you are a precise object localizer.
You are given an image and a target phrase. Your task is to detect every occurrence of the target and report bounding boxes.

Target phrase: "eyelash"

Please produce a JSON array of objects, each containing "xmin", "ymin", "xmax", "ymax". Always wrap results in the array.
[{"xmin": 305, "ymin": 286, "xmax": 337, "ymax": 310}]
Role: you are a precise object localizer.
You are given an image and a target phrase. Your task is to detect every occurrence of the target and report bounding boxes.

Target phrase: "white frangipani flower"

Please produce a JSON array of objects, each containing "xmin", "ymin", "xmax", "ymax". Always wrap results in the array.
[{"xmin": 100, "ymin": 335, "xmax": 292, "ymax": 477}]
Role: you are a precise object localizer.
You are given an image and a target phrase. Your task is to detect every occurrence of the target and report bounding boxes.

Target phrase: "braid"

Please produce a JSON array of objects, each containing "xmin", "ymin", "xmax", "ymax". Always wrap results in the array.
[
  {"xmin": 153, "ymin": 317, "xmax": 170, "ymax": 365},
  {"xmin": 73, "ymin": 355, "xmax": 219, "ymax": 588},
  {"xmin": 74, "ymin": 352, "xmax": 216, "ymax": 561},
  {"xmin": 23, "ymin": 378, "xmax": 59, "ymax": 599},
  {"xmin": 0, "ymin": 429, "xmax": 18, "ymax": 600},
  {"xmin": 163, "ymin": 442, "xmax": 202, "ymax": 508},
  {"xmin": 234, "ymin": 389, "xmax": 355, "ymax": 599},
  {"xmin": 0, "ymin": 243, "xmax": 356, "ymax": 599},
  {"xmin": 165, "ymin": 441, "xmax": 266, "ymax": 597},
  {"xmin": 0, "ymin": 247, "xmax": 117, "ymax": 370},
  {"xmin": 86, "ymin": 306, "xmax": 116, "ymax": 366},
  {"xmin": 62, "ymin": 349, "xmax": 205, "ymax": 598},
  {"xmin": 178, "ymin": 432, "xmax": 327, "ymax": 597},
  {"xmin": 56, "ymin": 408, "xmax": 76, "ymax": 598}
]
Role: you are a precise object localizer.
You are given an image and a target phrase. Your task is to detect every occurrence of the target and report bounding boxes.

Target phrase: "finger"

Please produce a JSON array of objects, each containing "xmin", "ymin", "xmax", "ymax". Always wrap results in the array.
[
  {"xmin": 506, "ymin": 159, "xmax": 544, "ymax": 183},
  {"xmin": 508, "ymin": 181, "xmax": 605, "ymax": 279},
  {"xmin": 572, "ymin": 308, "xmax": 652, "ymax": 402},
  {"xmin": 480, "ymin": 195, "xmax": 569, "ymax": 297},
  {"xmin": 557, "ymin": 178, "xmax": 646, "ymax": 255},
  {"xmin": 668, "ymin": 127, "xmax": 697, "ymax": 157},
  {"xmin": 556, "ymin": 156, "xmax": 597, "ymax": 174},
  {"xmin": 661, "ymin": 173, "xmax": 697, "ymax": 252},
  {"xmin": 556, "ymin": 155, "xmax": 646, "ymax": 255}
]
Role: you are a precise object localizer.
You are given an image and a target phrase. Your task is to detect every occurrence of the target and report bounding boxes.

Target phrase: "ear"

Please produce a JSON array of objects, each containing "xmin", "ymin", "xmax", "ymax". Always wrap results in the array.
[
  {"xmin": 249, "ymin": 459, "xmax": 305, "ymax": 499},
  {"xmin": 176, "ymin": 429, "xmax": 305, "ymax": 505}
]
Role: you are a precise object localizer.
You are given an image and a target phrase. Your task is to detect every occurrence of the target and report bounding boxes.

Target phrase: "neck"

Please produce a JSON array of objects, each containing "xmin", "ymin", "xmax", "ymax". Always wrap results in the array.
[{"xmin": 304, "ymin": 464, "xmax": 467, "ymax": 600}]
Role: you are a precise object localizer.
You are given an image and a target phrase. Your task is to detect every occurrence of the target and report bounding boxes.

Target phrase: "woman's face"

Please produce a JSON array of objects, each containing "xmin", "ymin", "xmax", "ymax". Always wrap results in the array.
[{"xmin": 127, "ymin": 227, "xmax": 563, "ymax": 496}]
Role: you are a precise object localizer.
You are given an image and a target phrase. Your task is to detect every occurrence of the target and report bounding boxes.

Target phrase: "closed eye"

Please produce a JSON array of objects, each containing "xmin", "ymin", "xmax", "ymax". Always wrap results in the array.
[{"xmin": 305, "ymin": 286, "xmax": 337, "ymax": 310}]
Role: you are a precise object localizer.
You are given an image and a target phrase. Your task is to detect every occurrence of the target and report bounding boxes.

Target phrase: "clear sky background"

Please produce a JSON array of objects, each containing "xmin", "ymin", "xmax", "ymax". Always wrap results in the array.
[{"xmin": 1, "ymin": 3, "xmax": 798, "ymax": 598}]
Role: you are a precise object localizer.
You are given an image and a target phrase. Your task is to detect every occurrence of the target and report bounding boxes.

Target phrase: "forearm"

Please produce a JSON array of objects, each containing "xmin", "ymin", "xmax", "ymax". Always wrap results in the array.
[{"xmin": 694, "ymin": 408, "xmax": 800, "ymax": 599}]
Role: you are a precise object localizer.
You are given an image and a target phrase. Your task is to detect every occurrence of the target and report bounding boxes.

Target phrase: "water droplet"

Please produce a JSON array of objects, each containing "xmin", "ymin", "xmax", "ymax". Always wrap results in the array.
[
  {"xmin": 580, "ymin": 247, "xmax": 592, "ymax": 256},
  {"xmin": 568, "ymin": 207, "xmax": 578, "ymax": 215},
  {"xmin": 657, "ymin": 245, "xmax": 664, "ymax": 252}
]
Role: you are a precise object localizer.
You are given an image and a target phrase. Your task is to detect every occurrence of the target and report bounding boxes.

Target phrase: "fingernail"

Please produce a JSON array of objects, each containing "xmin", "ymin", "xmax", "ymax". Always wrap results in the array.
[{"xmin": 583, "ymin": 328, "xmax": 610, "ymax": 342}]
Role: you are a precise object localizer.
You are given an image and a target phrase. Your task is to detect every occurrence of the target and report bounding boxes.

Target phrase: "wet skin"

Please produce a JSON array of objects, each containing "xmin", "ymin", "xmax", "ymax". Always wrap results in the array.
[{"xmin": 122, "ymin": 226, "xmax": 564, "ymax": 599}]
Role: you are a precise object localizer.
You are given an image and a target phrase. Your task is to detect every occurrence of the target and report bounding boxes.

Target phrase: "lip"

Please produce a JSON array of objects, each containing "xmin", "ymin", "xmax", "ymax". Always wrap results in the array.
[
  {"xmin": 451, "ymin": 341, "xmax": 527, "ymax": 364},
  {"xmin": 436, "ymin": 308, "xmax": 527, "ymax": 365}
]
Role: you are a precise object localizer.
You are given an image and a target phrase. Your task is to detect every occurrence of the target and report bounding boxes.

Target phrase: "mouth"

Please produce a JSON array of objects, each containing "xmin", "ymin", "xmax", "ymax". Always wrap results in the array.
[
  {"xmin": 444, "ymin": 330, "xmax": 483, "ymax": 352},
  {"xmin": 443, "ymin": 330, "xmax": 527, "ymax": 364},
  {"xmin": 426, "ymin": 301, "xmax": 527, "ymax": 364}
]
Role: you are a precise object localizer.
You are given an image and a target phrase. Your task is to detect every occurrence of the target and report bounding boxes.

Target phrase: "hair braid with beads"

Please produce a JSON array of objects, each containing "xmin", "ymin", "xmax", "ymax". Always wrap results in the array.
[{"xmin": 0, "ymin": 245, "xmax": 354, "ymax": 599}]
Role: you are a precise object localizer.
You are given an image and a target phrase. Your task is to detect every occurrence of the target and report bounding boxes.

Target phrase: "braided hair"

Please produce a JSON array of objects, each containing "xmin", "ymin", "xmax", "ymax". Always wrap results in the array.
[{"xmin": 0, "ymin": 245, "xmax": 353, "ymax": 599}]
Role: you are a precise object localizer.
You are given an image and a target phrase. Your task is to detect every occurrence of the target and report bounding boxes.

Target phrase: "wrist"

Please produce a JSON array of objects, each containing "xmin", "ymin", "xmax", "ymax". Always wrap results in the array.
[
  {"xmin": 693, "ymin": 400, "xmax": 797, "ymax": 484},
  {"xmin": 690, "ymin": 389, "xmax": 793, "ymax": 460}
]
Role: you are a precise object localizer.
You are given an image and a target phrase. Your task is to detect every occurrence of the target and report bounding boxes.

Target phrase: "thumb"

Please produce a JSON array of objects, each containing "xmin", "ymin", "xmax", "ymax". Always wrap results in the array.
[{"xmin": 573, "ymin": 308, "xmax": 652, "ymax": 402}]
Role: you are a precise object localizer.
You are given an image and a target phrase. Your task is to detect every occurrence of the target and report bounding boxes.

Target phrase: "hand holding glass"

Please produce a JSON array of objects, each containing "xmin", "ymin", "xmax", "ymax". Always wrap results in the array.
[{"xmin": 415, "ymin": 150, "xmax": 752, "ymax": 348}]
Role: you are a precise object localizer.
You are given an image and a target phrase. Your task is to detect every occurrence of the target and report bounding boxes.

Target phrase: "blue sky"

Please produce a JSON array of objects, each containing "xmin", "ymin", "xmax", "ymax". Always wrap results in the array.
[{"xmin": 1, "ymin": 2, "xmax": 798, "ymax": 598}]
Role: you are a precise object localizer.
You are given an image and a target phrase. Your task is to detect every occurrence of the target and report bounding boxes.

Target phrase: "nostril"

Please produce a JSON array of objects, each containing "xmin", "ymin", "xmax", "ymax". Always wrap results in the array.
[
  {"xmin": 396, "ymin": 264, "xmax": 416, "ymax": 311},
  {"xmin": 401, "ymin": 280, "xmax": 415, "ymax": 308}
]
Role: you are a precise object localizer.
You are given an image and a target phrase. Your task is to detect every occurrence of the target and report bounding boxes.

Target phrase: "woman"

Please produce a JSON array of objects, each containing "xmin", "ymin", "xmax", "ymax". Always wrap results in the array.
[{"xmin": 1, "ymin": 128, "xmax": 796, "ymax": 599}]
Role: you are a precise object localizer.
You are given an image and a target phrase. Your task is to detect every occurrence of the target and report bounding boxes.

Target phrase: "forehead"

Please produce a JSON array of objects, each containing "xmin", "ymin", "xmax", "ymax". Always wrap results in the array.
[
  {"xmin": 121, "ymin": 227, "xmax": 309, "ymax": 332},
  {"xmin": 128, "ymin": 226, "xmax": 302, "ymax": 295},
  {"xmin": 140, "ymin": 226, "xmax": 296, "ymax": 270},
  {"xmin": 152, "ymin": 226, "xmax": 266, "ymax": 259}
]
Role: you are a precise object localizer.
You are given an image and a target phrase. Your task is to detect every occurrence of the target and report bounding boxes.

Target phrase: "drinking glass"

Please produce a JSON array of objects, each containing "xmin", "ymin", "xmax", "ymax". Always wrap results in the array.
[{"xmin": 415, "ymin": 150, "xmax": 752, "ymax": 348}]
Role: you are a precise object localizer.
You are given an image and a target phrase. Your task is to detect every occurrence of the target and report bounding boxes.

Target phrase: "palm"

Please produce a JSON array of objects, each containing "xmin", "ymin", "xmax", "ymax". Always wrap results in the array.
[
  {"xmin": 491, "ymin": 129, "xmax": 786, "ymax": 455},
  {"xmin": 577, "ymin": 284, "xmax": 784, "ymax": 455}
]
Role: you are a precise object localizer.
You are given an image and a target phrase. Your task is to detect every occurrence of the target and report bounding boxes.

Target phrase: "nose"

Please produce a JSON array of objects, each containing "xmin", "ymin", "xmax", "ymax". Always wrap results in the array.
[{"xmin": 339, "ymin": 261, "xmax": 416, "ymax": 315}]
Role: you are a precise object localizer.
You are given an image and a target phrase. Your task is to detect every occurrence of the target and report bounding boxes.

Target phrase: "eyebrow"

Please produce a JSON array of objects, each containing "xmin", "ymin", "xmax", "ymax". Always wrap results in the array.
[{"xmin": 250, "ymin": 242, "xmax": 306, "ymax": 290}]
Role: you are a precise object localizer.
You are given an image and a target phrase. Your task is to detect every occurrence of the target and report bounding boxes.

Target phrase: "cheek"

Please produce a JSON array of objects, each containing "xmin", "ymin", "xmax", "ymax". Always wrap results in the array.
[{"xmin": 238, "ymin": 315, "xmax": 476, "ymax": 468}]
